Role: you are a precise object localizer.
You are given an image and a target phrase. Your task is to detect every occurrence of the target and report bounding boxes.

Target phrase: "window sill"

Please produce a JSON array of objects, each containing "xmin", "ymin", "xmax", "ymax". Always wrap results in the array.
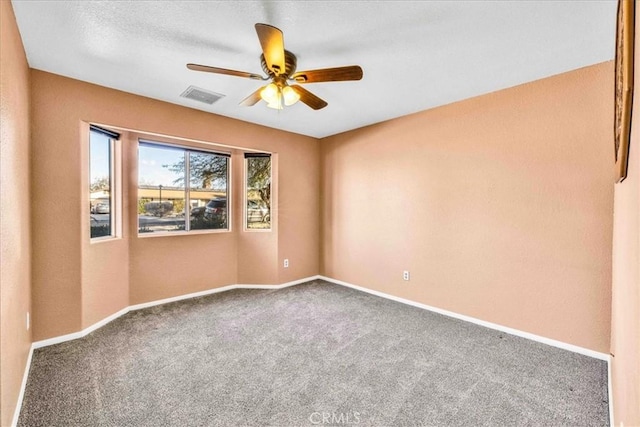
[
  {"xmin": 137, "ymin": 228, "xmax": 231, "ymax": 238},
  {"xmin": 90, "ymin": 236, "xmax": 121, "ymax": 244}
]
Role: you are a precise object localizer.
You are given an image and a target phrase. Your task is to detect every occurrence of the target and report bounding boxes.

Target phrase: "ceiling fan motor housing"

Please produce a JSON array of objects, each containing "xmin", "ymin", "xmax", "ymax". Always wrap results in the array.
[{"xmin": 261, "ymin": 50, "xmax": 297, "ymax": 79}]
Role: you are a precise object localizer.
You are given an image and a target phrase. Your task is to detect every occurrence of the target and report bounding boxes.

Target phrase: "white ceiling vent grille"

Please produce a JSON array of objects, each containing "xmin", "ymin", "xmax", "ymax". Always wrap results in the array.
[{"xmin": 180, "ymin": 86, "xmax": 225, "ymax": 105}]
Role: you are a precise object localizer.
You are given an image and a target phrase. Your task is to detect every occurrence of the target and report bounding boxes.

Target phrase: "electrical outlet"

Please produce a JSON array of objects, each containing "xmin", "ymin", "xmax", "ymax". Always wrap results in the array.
[
  {"xmin": 26, "ymin": 312, "xmax": 30, "ymax": 330},
  {"xmin": 403, "ymin": 271, "xmax": 410, "ymax": 281},
  {"xmin": 284, "ymin": 259, "xmax": 289, "ymax": 268}
]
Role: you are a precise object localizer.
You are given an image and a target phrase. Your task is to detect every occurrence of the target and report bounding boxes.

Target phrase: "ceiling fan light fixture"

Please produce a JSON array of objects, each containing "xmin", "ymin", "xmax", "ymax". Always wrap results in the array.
[
  {"xmin": 282, "ymin": 86, "xmax": 300, "ymax": 106},
  {"xmin": 260, "ymin": 83, "xmax": 279, "ymax": 104}
]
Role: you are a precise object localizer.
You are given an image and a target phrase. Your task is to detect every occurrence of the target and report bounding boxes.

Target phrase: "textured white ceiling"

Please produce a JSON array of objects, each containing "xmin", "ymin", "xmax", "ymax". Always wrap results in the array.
[{"xmin": 11, "ymin": 0, "xmax": 616, "ymax": 138}]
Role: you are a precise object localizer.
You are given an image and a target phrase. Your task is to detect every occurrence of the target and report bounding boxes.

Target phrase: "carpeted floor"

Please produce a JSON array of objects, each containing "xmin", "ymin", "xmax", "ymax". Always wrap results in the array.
[{"xmin": 18, "ymin": 280, "xmax": 609, "ymax": 426}]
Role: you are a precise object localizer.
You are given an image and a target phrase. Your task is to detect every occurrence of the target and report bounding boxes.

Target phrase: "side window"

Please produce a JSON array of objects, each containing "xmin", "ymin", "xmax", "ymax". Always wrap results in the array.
[
  {"xmin": 89, "ymin": 126, "xmax": 119, "ymax": 239},
  {"xmin": 137, "ymin": 141, "xmax": 229, "ymax": 234},
  {"xmin": 245, "ymin": 153, "xmax": 271, "ymax": 230}
]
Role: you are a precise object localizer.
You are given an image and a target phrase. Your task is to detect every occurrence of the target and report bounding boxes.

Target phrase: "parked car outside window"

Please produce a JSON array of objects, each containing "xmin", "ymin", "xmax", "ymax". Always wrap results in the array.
[
  {"xmin": 94, "ymin": 203, "xmax": 110, "ymax": 214},
  {"xmin": 247, "ymin": 200, "xmax": 269, "ymax": 223},
  {"xmin": 190, "ymin": 206, "xmax": 205, "ymax": 218},
  {"xmin": 204, "ymin": 198, "xmax": 227, "ymax": 220}
]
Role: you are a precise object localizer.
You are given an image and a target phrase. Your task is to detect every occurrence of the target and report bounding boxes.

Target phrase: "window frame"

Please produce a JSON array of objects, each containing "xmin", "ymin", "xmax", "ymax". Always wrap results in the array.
[
  {"xmin": 244, "ymin": 153, "xmax": 272, "ymax": 232},
  {"xmin": 137, "ymin": 139, "xmax": 232, "ymax": 237},
  {"xmin": 89, "ymin": 125, "xmax": 121, "ymax": 242}
]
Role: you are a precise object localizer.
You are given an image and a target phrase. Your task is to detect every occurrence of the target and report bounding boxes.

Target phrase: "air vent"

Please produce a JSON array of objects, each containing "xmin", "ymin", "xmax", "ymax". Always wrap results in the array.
[{"xmin": 180, "ymin": 86, "xmax": 225, "ymax": 105}]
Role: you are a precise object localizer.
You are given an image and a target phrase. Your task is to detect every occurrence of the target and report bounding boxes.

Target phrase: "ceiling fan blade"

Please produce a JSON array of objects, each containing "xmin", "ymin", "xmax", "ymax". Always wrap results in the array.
[
  {"xmin": 291, "ymin": 85, "xmax": 328, "ymax": 110},
  {"xmin": 187, "ymin": 63, "xmax": 266, "ymax": 80},
  {"xmin": 255, "ymin": 23, "xmax": 286, "ymax": 75},
  {"xmin": 239, "ymin": 87, "xmax": 264, "ymax": 107},
  {"xmin": 291, "ymin": 65, "xmax": 363, "ymax": 83}
]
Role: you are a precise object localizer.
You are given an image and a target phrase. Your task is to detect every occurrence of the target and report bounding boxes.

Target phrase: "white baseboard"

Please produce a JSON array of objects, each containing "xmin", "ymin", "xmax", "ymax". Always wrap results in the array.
[
  {"xmin": 32, "ymin": 306, "xmax": 131, "ymax": 349},
  {"xmin": 32, "ymin": 275, "xmax": 321, "ymax": 349},
  {"xmin": 319, "ymin": 275, "xmax": 610, "ymax": 361},
  {"xmin": 11, "ymin": 344, "xmax": 34, "ymax": 427},
  {"xmin": 322, "ymin": 276, "xmax": 613, "ymax": 423},
  {"xmin": 128, "ymin": 284, "xmax": 241, "ymax": 312},
  {"xmin": 18, "ymin": 276, "xmax": 320, "ymax": 424},
  {"xmin": 18, "ymin": 274, "xmax": 612, "ymax": 425},
  {"xmin": 129, "ymin": 276, "xmax": 321, "ymax": 311},
  {"xmin": 129, "ymin": 276, "xmax": 320, "ymax": 311},
  {"xmin": 608, "ymin": 355, "xmax": 614, "ymax": 427}
]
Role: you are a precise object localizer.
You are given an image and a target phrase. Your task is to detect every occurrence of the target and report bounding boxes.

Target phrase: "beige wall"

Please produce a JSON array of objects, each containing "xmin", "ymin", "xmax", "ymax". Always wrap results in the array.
[
  {"xmin": 610, "ymin": 5, "xmax": 640, "ymax": 425},
  {"xmin": 278, "ymin": 139, "xmax": 321, "ymax": 283},
  {"xmin": 81, "ymin": 124, "xmax": 130, "ymax": 328},
  {"xmin": 321, "ymin": 62, "xmax": 614, "ymax": 353},
  {"xmin": 30, "ymin": 70, "xmax": 319, "ymax": 340},
  {"xmin": 0, "ymin": 1, "xmax": 32, "ymax": 425},
  {"xmin": 236, "ymin": 152, "xmax": 279, "ymax": 285}
]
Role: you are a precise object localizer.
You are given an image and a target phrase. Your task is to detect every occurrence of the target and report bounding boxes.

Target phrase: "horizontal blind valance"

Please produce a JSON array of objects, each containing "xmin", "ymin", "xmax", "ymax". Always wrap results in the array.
[
  {"xmin": 244, "ymin": 152, "xmax": 271, "ymax": 158},
  {"xmin": 90, "ymin": 125, "xmax": 120, "ymax": 140}
]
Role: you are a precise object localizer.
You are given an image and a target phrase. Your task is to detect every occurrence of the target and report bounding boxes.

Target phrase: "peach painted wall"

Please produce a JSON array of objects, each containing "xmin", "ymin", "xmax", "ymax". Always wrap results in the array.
[
  {"xmin": 610, "ymin": 5, "xmax": 640, "ymax": 424},
  {"xmin": 0, "ymin": 1, "xmax": 32, "ymax": 425},
  {"xmin": 278, "ymin": 138, "xmax": 320, "ymax": 284},
  {"xmin": 80, "ymin": 123, "xmax": 130, "ymax": 329},
  {"xmin": 30, "ymin": 70, "xmax": 319, "ymax": 340},
  {"xmin": 321, "ymin": 62, "xmax": 614, "ymax": 353},
  {"xmin": 236, "ymin": 152, "xmax": 279, "ymax": 285},
  {"xmin": 125, "ymin": 132, "xmax": 240, "ymax": 305}
]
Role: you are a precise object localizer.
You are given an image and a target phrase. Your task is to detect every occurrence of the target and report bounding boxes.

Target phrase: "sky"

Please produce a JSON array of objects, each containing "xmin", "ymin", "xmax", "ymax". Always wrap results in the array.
[
  {"xmin": 91, "ymin": 132, "xmax": 183, "ymax": 188},
  {"xmin": 89, "ymin": 131, "xmax": 110, "ymax": 186},
  {"xmin": 91, "ymin": 133, "xmax": 225, "ymax": 189},
  {"xmin": 138, "ymin": 144, "xmax": 184, "ymax": 187}
]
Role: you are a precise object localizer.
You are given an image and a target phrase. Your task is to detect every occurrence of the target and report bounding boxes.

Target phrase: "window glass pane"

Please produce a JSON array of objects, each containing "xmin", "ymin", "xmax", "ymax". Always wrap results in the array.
[
  {"xmin": 189, "ymin": 152, "xmax": 228, "ymax": 230},
  {"xmin": 246, "ymin": 156, "xmax": 271, "ymax": 230},
  {"xmin": 138, "ymin": 144, "xmax": 186, "ymax": 233},
  {"xmin": 90, "ymin": 131, "xmax": 112, "ymax": 238}
]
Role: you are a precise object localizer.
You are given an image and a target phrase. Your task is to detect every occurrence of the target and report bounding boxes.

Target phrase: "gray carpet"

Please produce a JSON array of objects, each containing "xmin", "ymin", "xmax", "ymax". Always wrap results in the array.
[{"xmin": 18, "ymin": 280, "xmax": 609, "ymax": 426}]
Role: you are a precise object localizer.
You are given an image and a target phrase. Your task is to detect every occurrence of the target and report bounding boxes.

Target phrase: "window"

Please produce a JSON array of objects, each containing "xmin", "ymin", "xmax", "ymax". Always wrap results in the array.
[
  {"xmin": 138, "ymin": 141, "xmax": 229, "ymax": 234},
  {"xmin": 245, "ymin": 153, "xmax": 271, "ymax": 230},
  {"xmin": 89, "ymin": 126, "xmax": 119, "ymax": 239}
]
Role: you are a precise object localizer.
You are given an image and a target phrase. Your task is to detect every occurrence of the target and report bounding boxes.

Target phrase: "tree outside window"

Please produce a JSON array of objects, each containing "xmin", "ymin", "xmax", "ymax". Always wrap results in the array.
[{"xmin": 245, "ymin": 154, "xmax": 271, "ymax": 230}]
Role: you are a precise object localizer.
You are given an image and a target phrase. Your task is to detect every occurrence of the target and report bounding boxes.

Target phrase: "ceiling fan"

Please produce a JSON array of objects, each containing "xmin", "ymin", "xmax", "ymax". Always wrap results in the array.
[{"xmin": 187, "ymin": 23, "xmax": 363, "ymax": 110}]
